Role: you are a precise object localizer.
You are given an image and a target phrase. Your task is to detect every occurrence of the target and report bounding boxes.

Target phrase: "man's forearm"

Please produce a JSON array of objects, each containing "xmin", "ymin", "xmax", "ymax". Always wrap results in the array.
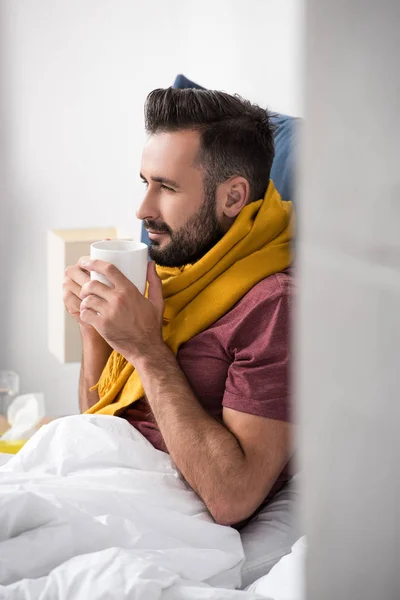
[
  {"xmin": 79, "ymin": 327, "xmax": 112, "ymax": 413},
  {"xmin": 133, "ymin": 344, "xmax": 251, "ymax": 524}
]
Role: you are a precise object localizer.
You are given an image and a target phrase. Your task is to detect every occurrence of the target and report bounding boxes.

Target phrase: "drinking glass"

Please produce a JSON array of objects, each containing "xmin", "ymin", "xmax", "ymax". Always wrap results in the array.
[{"xmin": 0, "ymin": 371, "xmax": 19, "ymax": 417}]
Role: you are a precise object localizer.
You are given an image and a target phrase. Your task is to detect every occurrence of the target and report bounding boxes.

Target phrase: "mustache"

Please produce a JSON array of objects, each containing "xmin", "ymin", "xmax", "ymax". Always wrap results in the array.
[{"xmin": 144, "ymin": 220, "xmax": 172, "ymax": 235}]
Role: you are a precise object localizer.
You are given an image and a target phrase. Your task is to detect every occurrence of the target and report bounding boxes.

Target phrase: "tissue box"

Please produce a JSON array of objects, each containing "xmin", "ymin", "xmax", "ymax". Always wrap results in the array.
[
  {"xmin": 0, "ymin": 393, "xmax": 46, "ymax": 452},
  {"xmin": 0, "ymin": 440, "xmax": 26, "ymax": 454}
]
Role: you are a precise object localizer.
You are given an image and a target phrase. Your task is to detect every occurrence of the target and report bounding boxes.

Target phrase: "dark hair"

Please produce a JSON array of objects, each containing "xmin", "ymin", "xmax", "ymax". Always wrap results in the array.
[{"xmin": 144, "ymin": 87, "xmax": 275, "ymax": 202}]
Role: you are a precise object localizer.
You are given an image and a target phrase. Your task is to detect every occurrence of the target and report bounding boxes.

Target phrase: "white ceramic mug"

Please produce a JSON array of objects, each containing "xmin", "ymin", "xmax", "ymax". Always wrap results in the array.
[{"xmin": 90, "ymin": 240, "xmax": 148, "ymax": 293}]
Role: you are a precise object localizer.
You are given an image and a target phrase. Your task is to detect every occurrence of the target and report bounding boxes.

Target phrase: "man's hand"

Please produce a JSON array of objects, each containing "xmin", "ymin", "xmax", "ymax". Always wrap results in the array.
[
  {"xmin": 63, "ymin": 256, "xmax": 94, "ymax": 330},
  {"xmin": 79, "ymin": 259, "xmax": 164, "ymax": 362},
  {"xmin": 64, "ymin": 256, "xmax": 114, "ymax": 412}
]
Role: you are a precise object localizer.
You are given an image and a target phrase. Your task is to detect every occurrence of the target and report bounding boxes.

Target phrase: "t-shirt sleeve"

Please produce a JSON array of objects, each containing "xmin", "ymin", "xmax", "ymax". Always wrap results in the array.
[{"xmin": 222, "ymin": 282, "xmax": 291, "ymax": 422}]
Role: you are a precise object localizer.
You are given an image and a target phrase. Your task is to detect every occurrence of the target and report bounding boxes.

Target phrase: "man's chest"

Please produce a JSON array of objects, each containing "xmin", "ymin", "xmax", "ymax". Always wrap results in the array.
[{"xmin": 177, "ymin": 326, "xmax": 232, "ymax": 418}]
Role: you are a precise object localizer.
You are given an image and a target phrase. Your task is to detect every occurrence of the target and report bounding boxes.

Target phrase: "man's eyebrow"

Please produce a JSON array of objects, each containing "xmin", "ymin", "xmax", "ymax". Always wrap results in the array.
[{"xmin": 139, "ymin": 173, "xmax": 180, "ymax": 188}]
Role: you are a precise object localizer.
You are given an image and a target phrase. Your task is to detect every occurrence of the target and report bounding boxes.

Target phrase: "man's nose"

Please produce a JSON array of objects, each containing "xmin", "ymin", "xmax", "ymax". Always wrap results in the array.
[{"xmin": 136, "ymin": 189, "xmax": 159, "ymax": 222}]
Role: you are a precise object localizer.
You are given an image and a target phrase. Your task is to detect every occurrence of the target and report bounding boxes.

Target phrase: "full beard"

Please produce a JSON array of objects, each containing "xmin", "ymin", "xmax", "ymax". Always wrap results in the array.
[{"xmin": 146, "ymin": 190, "xmax": 224, "ymax": 268}]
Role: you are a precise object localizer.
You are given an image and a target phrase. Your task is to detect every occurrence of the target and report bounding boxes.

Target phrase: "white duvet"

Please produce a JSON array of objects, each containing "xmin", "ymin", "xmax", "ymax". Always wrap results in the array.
[{"xmin": 0, "ymin": 415, "xmax": 267, "ymax": 599}]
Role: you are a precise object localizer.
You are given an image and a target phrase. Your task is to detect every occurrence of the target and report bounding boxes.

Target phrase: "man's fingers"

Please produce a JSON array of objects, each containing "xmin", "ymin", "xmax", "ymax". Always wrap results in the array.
[
  {"xmin": 67, "ymin": 295, "xmax": 81, "ymax": 311},
  {"xmin": 147, "ymin": 261, "xmax": 164, "ymax": 316},
  {"xmin": 80, "ymin": 307, "xmax": 101, "ymax": 327},
  {"xmin": 80, "ymin": 279, "xmax": 114, "ymax": 300},
  {"xmin": 78, "ymin": 255, "xmax": 91, "ymax": 267},
  {"xmin": 80, "ymin": 294, "xmax": 106, "ymax": 314},
  {"xmin": 65, "ymin": 264, "xmax": 90, "ymax": 287},
  {"xmin": 80, "ymin": 259, "xmax": 128, "ymax": 287},
  {"xmin": 63, "ymin": 288, "xmax": 82, "ymax": 316},
  {"xmin": 63, "ymin": 278, "xmax": 82, "ymax": 299}
]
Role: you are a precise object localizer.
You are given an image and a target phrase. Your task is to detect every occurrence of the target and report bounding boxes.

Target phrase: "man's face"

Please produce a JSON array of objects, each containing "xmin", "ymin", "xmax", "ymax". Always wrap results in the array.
[{"xmin": 137, "ymin": 130, "xmax": 223, "ymax": 267}]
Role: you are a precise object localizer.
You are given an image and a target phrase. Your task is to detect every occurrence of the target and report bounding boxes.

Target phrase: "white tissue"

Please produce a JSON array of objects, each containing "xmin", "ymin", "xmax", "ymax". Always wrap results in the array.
[{"xmin": 1, "ymin": 393, "xmax": 45, "ymax": 440}]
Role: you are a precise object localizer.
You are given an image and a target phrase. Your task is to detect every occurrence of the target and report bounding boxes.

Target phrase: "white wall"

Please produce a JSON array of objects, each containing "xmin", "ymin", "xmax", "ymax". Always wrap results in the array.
[{"xmin": 0, "ymin": 0, "xmax": 302, "ymax": 415}]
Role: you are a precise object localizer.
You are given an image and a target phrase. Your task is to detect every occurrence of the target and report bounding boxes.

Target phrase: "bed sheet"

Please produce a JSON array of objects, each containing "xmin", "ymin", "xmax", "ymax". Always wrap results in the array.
[
  {"xmin": 246, "ymin": 537, "xmax": 306, "ymax": 600},
  {"xmin": 0, "ymin": 454, "xmax": 12, "ymax": 468},
  {"xmin": 0, "ymin": 415, "xmax": 271, "ymax": 599}
]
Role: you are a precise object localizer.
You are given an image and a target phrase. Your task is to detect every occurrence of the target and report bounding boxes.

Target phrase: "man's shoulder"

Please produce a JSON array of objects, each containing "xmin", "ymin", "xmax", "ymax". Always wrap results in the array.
[
  {"xmin": 210, "ymin": 268, "xmax": 293, "ymax": 337},
  {"xmin": 238, "ymin": 268, "xmax": 294, "ymax": 309}
]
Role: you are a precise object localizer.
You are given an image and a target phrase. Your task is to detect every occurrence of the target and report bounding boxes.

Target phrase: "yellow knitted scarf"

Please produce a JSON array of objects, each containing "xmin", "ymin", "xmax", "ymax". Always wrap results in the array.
[{"xmin": 86, "ymin": 181, "xmax": 294, "ymax": 416}]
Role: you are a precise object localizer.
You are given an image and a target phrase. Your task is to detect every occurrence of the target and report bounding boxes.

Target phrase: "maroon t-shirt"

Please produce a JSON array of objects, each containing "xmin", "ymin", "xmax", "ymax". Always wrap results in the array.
[{"xmin": 122, "ymin": 270, "xmax": 293, "ymax": 513}]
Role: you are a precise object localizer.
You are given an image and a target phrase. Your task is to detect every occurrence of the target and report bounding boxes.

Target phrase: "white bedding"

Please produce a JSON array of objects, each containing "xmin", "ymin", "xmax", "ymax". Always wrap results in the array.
[
  {"xmin": 0, "ymin": 415, "xmax": 269, "ymax": 599},
  {"xmin": 246, "ymin": 537, "xmax": 305, "ymax": 600},
  {"xmin": 0, "ymin": 454, "xmax": 11, "ymax": 468}
]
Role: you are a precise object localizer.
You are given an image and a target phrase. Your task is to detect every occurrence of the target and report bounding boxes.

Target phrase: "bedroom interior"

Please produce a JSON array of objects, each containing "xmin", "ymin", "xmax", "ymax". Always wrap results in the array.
[{"xmin": 0, "ymin": 1, "xmax": 399, "ymax": 599}]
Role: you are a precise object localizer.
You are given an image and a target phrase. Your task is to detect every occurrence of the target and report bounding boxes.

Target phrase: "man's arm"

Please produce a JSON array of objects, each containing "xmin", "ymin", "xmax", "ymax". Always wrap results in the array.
[
  {"xmin": 79, "ymin": 327, "xmax": 112, "ymax": 412},
  {"xmin": 78, "ymin": 259, "xmax": 292, "ymax": 524},
  {"xmin": 134, "ymin": 343, "xmax": 291, "ymax": 526}
]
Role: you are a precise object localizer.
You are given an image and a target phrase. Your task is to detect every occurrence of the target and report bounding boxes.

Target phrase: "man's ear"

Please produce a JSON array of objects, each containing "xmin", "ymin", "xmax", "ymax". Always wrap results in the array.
[{"xmin": 219, "ymin": 177, "xmax": 251, "ymax": 219}]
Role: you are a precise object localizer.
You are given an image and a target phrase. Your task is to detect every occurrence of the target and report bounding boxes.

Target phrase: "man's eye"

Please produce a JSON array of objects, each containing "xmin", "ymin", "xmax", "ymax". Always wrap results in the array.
[
  {"xmin": 141, "ymin": 180, "xmax": 149, "ymax": 188},
  {"xmin": 161, "ymin": 184, "xmax": 175, "ymax": 192}
]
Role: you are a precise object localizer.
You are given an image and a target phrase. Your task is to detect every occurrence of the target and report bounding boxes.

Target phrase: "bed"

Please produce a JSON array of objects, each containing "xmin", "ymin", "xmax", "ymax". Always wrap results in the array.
[{"xmin": 0, "ymin": 415, "xmax": 302, "ymax": 599}]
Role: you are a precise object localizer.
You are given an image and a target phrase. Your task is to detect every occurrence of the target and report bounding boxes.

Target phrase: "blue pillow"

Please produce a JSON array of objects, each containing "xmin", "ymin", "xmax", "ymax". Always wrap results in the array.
[{"xmin": 141, "ymin": 75, "xmax": 299, "ymax": 245}]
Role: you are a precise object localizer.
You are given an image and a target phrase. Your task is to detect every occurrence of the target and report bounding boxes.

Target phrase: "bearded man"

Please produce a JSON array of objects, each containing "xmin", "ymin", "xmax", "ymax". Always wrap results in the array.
[{"xmin": 63, "ymin": 87, "xmax": 294, "ymax": 528}]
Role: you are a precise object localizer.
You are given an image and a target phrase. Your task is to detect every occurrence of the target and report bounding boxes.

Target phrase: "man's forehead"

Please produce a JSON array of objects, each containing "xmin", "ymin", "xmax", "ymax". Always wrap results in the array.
[{"xmin": 141, "ymin": 130, "xmax": 201, "ymax": 173}]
